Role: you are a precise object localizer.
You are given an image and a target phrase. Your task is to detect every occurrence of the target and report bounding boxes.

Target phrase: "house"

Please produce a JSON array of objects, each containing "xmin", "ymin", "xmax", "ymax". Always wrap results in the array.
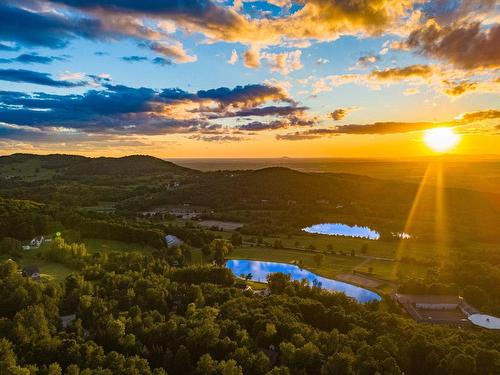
[
  {"xmin": 29, "ymin": 236, "xmax": 44, "ymax": 249},
  {"xmin": 165, "ymin": 235, "xmax": 183, "ymax": 248},
  {"xmin": 22, "ymin": 265, "xmax": 41, "ymax": 281}
]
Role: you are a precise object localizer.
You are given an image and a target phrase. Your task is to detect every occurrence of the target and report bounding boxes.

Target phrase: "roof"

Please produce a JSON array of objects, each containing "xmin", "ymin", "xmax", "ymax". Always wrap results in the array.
[
  {"xmin": 396, "ymin": 294, "xmax": 462, "ymax": 305},
  {"xmin": 468, "ymin": 314, "xmax": 500, "ymax": 329},
  {"xmin": 165, "ymin": 235, "xmax": 183, "ymax": 247}
]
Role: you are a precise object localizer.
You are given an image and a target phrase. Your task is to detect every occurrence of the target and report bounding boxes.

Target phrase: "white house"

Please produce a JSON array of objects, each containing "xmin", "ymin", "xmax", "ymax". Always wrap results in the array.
[{"xmin": 29, "ymin": 236, "xmax": 44, "ymax": 248}]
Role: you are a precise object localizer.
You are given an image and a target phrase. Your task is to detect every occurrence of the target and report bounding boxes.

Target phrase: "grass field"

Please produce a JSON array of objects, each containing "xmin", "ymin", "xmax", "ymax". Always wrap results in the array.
[
  {"xmin": 82, "ymin": 238, "xmax": 157, "ymax": 254},
  {"xmin": 0, "ymin": 250, "xmax": 74, "ymax": 281}
]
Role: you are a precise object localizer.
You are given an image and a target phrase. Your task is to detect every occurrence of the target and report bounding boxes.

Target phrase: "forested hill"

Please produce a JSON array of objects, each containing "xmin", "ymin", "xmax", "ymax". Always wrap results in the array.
[{"xmin": 0, "ymin": 153, "xmax": 194, "ymax": 177}]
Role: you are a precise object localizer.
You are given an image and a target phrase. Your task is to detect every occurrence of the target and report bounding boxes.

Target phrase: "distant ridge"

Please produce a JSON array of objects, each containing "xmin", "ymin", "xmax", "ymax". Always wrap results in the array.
[{"xmin": 0, "ymin": 153, "xmax": 194, "ymax": 176}]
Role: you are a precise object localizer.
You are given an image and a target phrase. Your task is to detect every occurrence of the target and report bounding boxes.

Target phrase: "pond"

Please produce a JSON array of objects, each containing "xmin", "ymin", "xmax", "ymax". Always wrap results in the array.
[
  {"xmin": 226, "ymin": 259, "xmax": 381, "ymax": 303},
  {"xmin": 303, "ymin": 223, "xmax": 380, "ymax": 240}
]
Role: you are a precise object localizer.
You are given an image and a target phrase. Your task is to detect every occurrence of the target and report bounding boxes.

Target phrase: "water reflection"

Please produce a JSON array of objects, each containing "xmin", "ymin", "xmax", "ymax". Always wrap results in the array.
[
  {"xmin": 226, "ymin": 259, "xmax": 381, "ymax": 303},
  {"xmin": 303, "ymin": 223, "xmax": 380, "ymax": 240}
]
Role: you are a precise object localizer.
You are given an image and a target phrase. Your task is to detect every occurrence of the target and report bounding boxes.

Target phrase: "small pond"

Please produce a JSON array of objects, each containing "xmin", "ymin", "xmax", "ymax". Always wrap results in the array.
[
  {"xmin": 303, "ymin": 223, "xmax": 380, "ymax": 240},
  {"xmin": 226, "ymin": 259, "xmax": 381, "ymax": 303}
]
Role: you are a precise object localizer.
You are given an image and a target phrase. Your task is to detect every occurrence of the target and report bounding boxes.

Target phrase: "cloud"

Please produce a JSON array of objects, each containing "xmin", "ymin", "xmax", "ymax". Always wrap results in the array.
[
  {"xmin": 0, "ymin": 82, "xmax": 298, "ymax": 138},
  {"xmin": 442, "ymin": 80, "xmax": 478, "ymax": 96},
  {"xmin": 152, "ymin": 57, "xmax": 172, "ymax": 66},
  {"xmin": 330, "ymin": 107, "xmax": 357, "ymax": 121},
  {"xmin": 316, "ymin": 58, "xmax": 329, "ymax": 65},
  {"xmin": 0, "ymin": 68, "xmax": 87, "ymax": 87},
  {"xmin": 276, "ymin": 109, "xmax": 500, "ymax": 140},
  {"xmin": 189, "ymin": 135, "xmax": 244, "ymax": 143},
  {"xmin": 261, "ymin": 50, "xmax": 303, "ymax": 75},
  {"xmin": 0, "ymin": 53, "xmax": 67, "ymax": 65},
  {"xmin": 228, "ymin": 49, "xmax": 238, "ymax": 65},
  {"xmin": 122, "ymin": 55, "xmax": 148, "ymax": 62},
  {"xmin": 369, "ymin": 64, "xmax": 434, "ymax": 80},
  {"xmin": 48, "ymin": 0, "xmax": 415, "ymax": 46},
  {"xmin": 244, "ymin": 47, "xmax": 261, "ymax": 68},
  {"xmin": 142, "ymin": 41, "xmax": 197, "ymax": 63},
  {"xmin": 0, "ymin": 3, "xmax": 103, "ymax": 49},
  {"xmin": 237, "ymin": 113, "xmax": 315, "ymax": 131},
  {"xmin": 122, "ymin": 55, "xmax": 172, "ymax": 66},
  {"xmin": 352, "ymin": 55, "xmax": 379, "ymax": 69},
  {"xmin": 406, "ymin": 20, "xmax": 500, "ymax": 69},
  {"xmin": 456, "ymin": 109, "xmax": 500, "ymax": 122},
  {"xmin": 196, "ymin": 84, "xmax": 293, "ymax": 107}
]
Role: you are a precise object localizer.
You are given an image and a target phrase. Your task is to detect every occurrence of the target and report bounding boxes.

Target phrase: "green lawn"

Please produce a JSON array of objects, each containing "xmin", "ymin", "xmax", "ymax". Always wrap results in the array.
[
  {"xmin": 1, "ymin": 250, "xmax": 74, "ymax": 281},
  {"xmin": 82, "ymin": 238, "xmax": 156, "ymax": 254}
]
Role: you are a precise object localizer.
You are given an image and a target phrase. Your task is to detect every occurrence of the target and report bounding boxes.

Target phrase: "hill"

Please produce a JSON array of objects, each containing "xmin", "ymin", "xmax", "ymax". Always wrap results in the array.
[{"xmin": 0, "ymin": 153, "xmax": 193, "ymax": 179}]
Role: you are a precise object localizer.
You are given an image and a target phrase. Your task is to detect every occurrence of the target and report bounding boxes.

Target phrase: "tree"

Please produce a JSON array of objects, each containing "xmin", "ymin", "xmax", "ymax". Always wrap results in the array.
[
  {"xmin": 267, "ymin": 273, "xmax": 291, "ymax": 294},
  {"xmin": 463, "ymin": 285, "xmax": 488, "ymax": 309},
  {"xmin": 313, "ymin": 253, "xmax": 324, "ymax": 267},
  {"xmin": 0, "ymin": 237, "xmax": 22, "ymax": 257},
  {"xmin": 230, "ymin": 233, "xmax": 242, "ymax": 246},
  {"xmin": 209, "ymin": 239, "xmax": 234, "ymax": 266}
]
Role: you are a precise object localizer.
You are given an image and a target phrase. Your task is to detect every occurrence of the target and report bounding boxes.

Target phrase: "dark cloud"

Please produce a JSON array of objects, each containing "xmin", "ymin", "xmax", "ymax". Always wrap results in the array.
[
  {"xmin": 0, "ymin": 53, "xmax": 66, "ymax": 65},
  {"xmin": 406, "ymin": 21, "xmax": 500, "ymax": 69},
  {"xmin": 0, "ymin": 82, "xmax": 297, "ymax": 137},
  {"xmin": 277, "ymin": 122, "xmax": 442, "ymax": 141},
  {"xmin": 122, "ymin": 55, "xmax": 148, "ymax": 62},
  {"xmin": 330, "ymin": 108, "xmax": 358, "ymax": 121},
  {"xmin": 121, "ymin": 56, "xmax": 173, "ymax": 66},
  {"xmin": 238, "ymin": 120, "xmax": 289, "ymax": 131},
  {"xmin": 0, "ymin": 3, "xmax": 104, "ymax": 49},
  {"xmin": 189, "ymin": 135, "xmax": 244, "ymax": 143},
  {"xmin": 355, "ymin": 55, "xmax": 379, "ymax": 69},
  {"xmin": 217, "ymin": 105, "xmax": 307, "ymax": 118},
  {"xmin": 197, "ymin": 84, "xmax": 293, "ymax": 107},
  {"xmin": 152, "ymin": 57, "xmax": 172, "ymax": 66},
  {"xmin": 0, "ymin": 68, "xmax": 87, "ymax": 87}
]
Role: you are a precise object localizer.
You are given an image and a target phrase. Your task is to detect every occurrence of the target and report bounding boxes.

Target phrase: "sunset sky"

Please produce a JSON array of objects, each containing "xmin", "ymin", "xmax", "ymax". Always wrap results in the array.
[{"xmin": 0, "ymin": 0, "xmax": 499, "ymax": 157}]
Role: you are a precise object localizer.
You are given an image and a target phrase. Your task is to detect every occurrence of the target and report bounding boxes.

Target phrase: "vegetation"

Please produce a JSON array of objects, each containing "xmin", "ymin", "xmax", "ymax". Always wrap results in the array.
[
  {"xmin": 1, "ymin": 252, "xmax": 500, "ymax": 374},
  {"xmin": 0, "ymin": 153, "xmax": 499, "ymax": 373}
]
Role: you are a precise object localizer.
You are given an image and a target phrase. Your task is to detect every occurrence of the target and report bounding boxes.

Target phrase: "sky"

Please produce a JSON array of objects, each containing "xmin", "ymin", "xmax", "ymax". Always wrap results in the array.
[{"xmin": 0, "ymin": 0, "xmax": 499, "ymax": 158}]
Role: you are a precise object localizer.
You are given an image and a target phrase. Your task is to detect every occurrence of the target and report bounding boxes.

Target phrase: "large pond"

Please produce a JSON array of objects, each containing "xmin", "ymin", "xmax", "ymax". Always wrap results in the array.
[
  {"xmin": 226, "ymin": 259, "xmax": 381, "ymax": 303},
  {"xmin": 303, "ymin": 223, "xmax": 380, "ymax": 240}
]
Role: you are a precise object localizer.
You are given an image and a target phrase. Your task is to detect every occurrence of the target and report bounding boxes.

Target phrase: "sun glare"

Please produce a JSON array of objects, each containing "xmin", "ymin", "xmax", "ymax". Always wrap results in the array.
[{"xmin": 424, "ymin": 127, "xmax": 460, "ymax": 152}]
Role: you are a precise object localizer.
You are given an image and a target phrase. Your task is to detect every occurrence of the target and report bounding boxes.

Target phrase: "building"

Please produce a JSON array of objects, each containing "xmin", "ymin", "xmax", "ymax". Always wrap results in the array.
[
  {"xmin": 29, "ymin": 236, "xmax": 44, "ymax": 249},
  {"xmin": 395, "ymin": 294, "xmax": 474, "ymax": 324},
  {"xmin": 165, "ymin": 235, "xmax": 183, "ymax": 248}
]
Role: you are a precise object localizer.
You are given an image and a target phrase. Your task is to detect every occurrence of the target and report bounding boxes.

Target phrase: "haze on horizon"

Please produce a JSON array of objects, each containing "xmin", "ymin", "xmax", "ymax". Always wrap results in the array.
[{"xmin": 0, "ymin": 0, "xmax": 499, "ymax": 158}]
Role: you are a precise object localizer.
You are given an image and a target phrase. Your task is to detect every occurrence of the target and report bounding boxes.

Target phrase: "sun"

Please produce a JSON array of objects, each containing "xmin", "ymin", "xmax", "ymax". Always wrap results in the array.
[{"xmin": 423, "ymin": 127, "xmax": 460, "ymax": 153}]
